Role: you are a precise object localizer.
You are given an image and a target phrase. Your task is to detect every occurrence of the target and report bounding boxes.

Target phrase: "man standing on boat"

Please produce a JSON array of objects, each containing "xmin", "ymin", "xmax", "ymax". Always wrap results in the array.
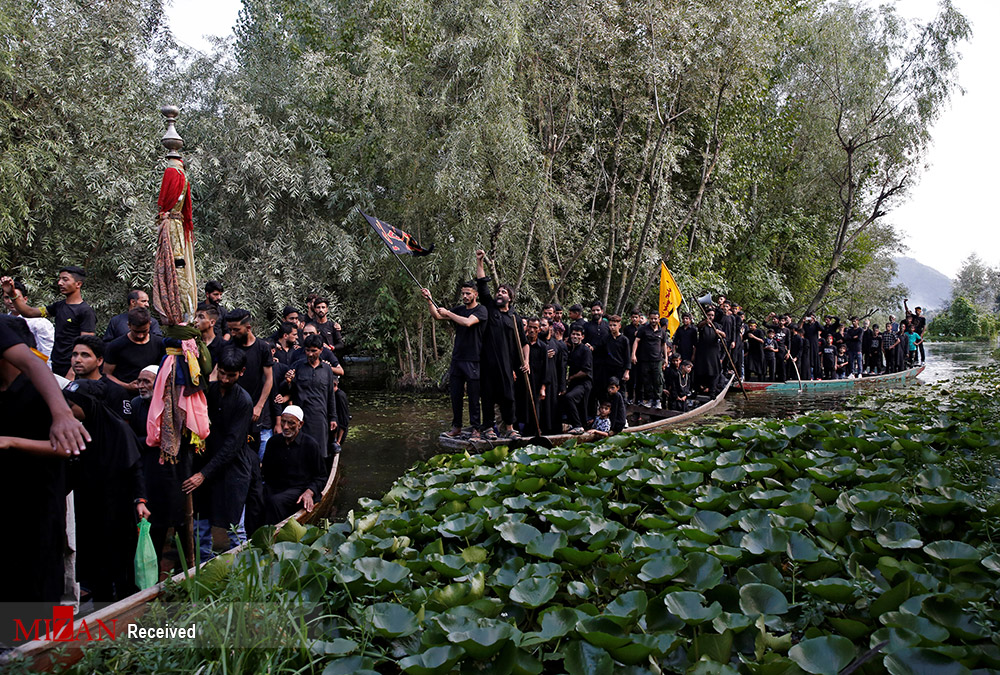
[
  {"xmin": 904, "ymin": 300, "xmax": 927, "ymax": 365},
  {"xmin": 475, "ymin": 250, "xmax": 527, "ymax": 440},
  {"xmin": 422, "ymin": 281, "xmax": 488, "ymax": 439}
]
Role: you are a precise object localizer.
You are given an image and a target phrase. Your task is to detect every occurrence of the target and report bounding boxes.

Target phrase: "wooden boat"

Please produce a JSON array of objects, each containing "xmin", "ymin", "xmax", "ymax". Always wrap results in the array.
[
  {"xmin": 438, "ymin": 376, "xmax": 734, "ymax": 451},
  {"xmin": 4, "ymin": 454, "xmax": 342, "ymax": 673},
  {"xmin": 736, "ymin": 364, "xmax": 925, "ymax": 392}
]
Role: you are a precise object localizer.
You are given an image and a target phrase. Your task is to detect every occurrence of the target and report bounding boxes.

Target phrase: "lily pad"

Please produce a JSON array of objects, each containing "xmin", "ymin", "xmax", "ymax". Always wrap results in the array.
[
  {"xmin": 398, "ymin": 645, "xmax": 464, "ymax": 674},
  {"xmin": 738, "ymin": 583, "xmax": 789, "ymax": 616},
  {"xmin": 923, "ymin": 540, "xmax": 981, "ymax": 566},
  {"xmin": 509, "ymin": 576, "xmax": 558, "ymax": 608},
  {"xmin": 788, "ymin": 636, "xmax": 856, "ymax": 675},
  {"xmin": 663, "ymin": 591, "xmax": 722, "ymax": 624}
]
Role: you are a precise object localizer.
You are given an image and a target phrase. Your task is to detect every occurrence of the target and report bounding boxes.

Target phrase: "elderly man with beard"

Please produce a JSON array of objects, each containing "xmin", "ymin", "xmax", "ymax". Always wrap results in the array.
[
  {"xmin": 475, "ymin": 249, "xmax": 528, "ymax": 441},
  {"xmin": 261, "ymin": 405, "xmax": 327, "ymax": 524},
  {"xmin": 422, "ymin": 281, "xmax": 488, "ymax": 439}
]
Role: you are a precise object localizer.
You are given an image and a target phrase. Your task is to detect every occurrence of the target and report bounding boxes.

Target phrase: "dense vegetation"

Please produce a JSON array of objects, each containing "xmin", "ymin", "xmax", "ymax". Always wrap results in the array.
[
  {"xmin": 929, "ymin": 255, "xmax": 1000, "ymax": 340},
  {"xmin": 27, "ymin": 363, "xmax": 997, "ymax": 674},
  {"xmin": 0, "ymin": 0, "xmax": 970, "ymax": 379}
]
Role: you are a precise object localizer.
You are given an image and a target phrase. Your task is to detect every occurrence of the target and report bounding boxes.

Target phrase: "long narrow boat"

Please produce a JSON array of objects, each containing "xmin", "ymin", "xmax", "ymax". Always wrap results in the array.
[
  {"xmin": 438, "ymin": 376, "xmax": 734, "ymax": 451},
  {"xmin": 5, "ymin": 454, "xmax": 342, "ymax": 673},
  {"xmin": 736, "ymin": 364, "xmax": 925, "ymax": 392}
]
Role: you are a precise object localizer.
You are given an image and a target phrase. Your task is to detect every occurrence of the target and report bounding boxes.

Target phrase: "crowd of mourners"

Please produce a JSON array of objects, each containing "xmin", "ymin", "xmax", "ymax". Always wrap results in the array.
[
  {"xmin": 0, "ymin": 266, "xmax": 350, "ymax": 611},
  {"xmin": 428, "ymin": 251, "xmax": 928, "ymax": 442}
]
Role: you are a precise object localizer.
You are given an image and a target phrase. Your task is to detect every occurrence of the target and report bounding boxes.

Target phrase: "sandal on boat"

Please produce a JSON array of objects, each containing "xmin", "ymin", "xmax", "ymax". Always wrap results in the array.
[
  {"xmin": 483, "ymin": 428, "xmax": 499, "ymax": 441},
  {"xmin": 444, "ymin": 427, "xmax": 463, "ymax": 438},
  {"xmin": 469, "ymin": 429, "xmax": 481, "ymax": 440},
  {"xmin": 503, "ymin": 429, "xmax": 522, "ymax": 440}
]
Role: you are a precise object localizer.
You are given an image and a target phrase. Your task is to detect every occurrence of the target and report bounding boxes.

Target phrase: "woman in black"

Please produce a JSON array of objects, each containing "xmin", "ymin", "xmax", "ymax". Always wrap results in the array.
[{"xmin": 693, "ymin": 309, "xmax": 726, "ymax": 395}]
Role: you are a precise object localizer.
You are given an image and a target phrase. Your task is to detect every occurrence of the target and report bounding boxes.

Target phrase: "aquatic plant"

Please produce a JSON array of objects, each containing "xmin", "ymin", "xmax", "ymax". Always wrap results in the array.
[{"xmin": 61, "ymin": 366, "xmax": 1000, "ymax": 674}]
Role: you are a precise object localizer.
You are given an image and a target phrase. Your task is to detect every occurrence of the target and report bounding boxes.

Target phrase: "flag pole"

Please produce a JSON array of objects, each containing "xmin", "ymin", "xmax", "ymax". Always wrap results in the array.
[{"xmin": 357, "ymin": 208, "xmax": 427, "ymax": 292}]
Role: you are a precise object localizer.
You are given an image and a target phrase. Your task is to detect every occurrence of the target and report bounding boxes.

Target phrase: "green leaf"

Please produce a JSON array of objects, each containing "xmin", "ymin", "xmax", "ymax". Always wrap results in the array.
[
  {"xmin": 884, "ymin": 648, "xmax": 972, "ymax": 675},
  {"xmin": 398, "ymin": 645, "xmax": 464, "ymax": 674},
  {"xmin": 637, "ymin": 555, "xmax": 687, "ymax": 583},
  {"xmin": 920, "ymin": 595, "xmax": 990, "ymax": 640},
  {"xmin": 310, "ymin": 638, "xmax": 358, "ymax": 656},
  {"xmin": 577, "ymin": 616, "xmax": 630, "ymax": 649},
  {"xmin": 663, "ymin": 591, "xmax": 722, "ymax": 624},
  {"xmin": 563, "ymin": 640, "xmax": 613, "ymax": 675},
  {"xmin": 509, "ymin": 576, "xmax": 558, "ymax": 608},
  {"xmin": 605, "ymin": 590, "xmax": 648, "ymax": 624},
  {"xmin": 741, "ymin": 528, "xmax": 790, "ymax": 555},
  {"xmin": 739, "ymin": 583, "xmax": 789, "ymax": 616},
  {"xmin": 437, "ymin": 513, "xmax": 484, "ymax": 538},
  {"xmin": 497, "ymin": 521, "xmax": 542, "ymax": 546},
  {"xmin": 526, "ymin": 531, "xmax": 568, "ymax": 559},
  {"xmin": 876, "ymin": 522, "xmax": 923, "ymax": 549},
  {"xmin": 788, "ymin": 636, "xmax": 856, "ymax": 675},
  {"xmin": 923, "ymin": 540, "xmax": 981, "ymax": 566},
  {"xmin": 677, "ymin": 552, "xmax": 724, "ymax": 591},
  {"xmin": 803, "ymin": 578, "xmax": 856, "ymax": 603},
  {"xmin": 365, "ymin": 602, "xmax": 419, "ymax": 638},
  {"xmin": 449, "ymin": 622, "xmax": 518, "ymax": 660}
]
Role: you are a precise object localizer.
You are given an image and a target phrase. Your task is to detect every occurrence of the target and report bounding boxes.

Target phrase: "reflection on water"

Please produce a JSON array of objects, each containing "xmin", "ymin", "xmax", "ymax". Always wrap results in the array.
[{"xmin": 333, "ymin": 340, "xmax": 996, "ymax": 514}]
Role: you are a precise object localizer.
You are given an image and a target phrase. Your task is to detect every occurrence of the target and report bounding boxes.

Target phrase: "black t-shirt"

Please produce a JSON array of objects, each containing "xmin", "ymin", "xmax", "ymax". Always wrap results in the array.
[
  {"xmin": 308, "ymin": 320, "xmax": 343, "ymax": 351},
  {"xmin": 606, "ymin": 334, "xmax": 631, "ymax": 372},
  {"xmin": 206, "ymin": 334, "xmax": 226, "ymax": 369},
  {"xmin": 68, "ymin": 376, "xmax": 131, "ymax": 419},
  {"xmin": 567, "ymin": 343, "xmax": 593, "ymax": 380},
  {"xmin": 45, "ymin": 300, "xmax": 97, "ymax": 373},
  {"xmin": 232, "ymin": 337, "xmax": 274, "ymax": 409},
  {"xmin": 104, "ymin": 335, "xmax": 166, "ymax": 383},
  {"xmin": 635, "ymin": 324, "xmax": 667, "ymax": 362},
  {"xmin": 0, "ymin": 319, "xmax": 24, "ymax": 353},
  {"xmin": 844, "ymin": 326, "xmax": 863, "ymax": 352},
  {"xmin": 450, "ymin": 304, "xmax": 488, "ymax": 362},
  {"xmin": 822, "ymin": 345, "xmax": 837, "ymax": 366}
]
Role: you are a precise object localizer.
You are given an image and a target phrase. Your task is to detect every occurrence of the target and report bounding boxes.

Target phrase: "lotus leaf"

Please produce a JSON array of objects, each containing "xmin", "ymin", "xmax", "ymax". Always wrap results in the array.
[
  {"xmin": 509, "ymin": 576, "xmax": 558, "ymax": 608},
  {"xmin": 923, "ymin": 540, "xmax": 981, "ymax": 566},
  {"xmin": 803, "ymin": 578, "xmax": 856, "ymax": 603},
  {"xmin": 365, "ymin": 602, "xmax": 419, "ymax": 638},
  {"xmin": 663, "ymin": 591, "xmax": 722, "ymax": 624},
  {"xmin": 448, "ymin": 622, "xmax": 519, "ymax": 660},
  {"xmin": 741, "ymin": 528, "xmax": 789, "ymax": 555},
  {"xmin": 788, "ymin": 636, "xmax": 856, "ymax": 675},
  {"xmin": 884, "ymin": 647, "xmax": 972, "ymax": 675},
  {"xmin": 563, "ymin": 640, "xmax": 614, "ymax": 675},
  {"xmin": 876, "ymin": 522, "xmax": 923, "ymax": 549},
  {"xmin": 738, "ymin": 583, "xmax": 789, "ymax": 616},
  {"xmin": 398, "ymin": 645, "xmax": 464, "ymax": 674}
]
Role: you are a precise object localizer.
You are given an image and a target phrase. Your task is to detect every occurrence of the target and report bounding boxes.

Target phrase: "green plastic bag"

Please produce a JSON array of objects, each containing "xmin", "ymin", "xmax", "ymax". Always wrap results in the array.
[{"xmin": 135, "ymin": 519, "xmax": 159, "ymax": 590}]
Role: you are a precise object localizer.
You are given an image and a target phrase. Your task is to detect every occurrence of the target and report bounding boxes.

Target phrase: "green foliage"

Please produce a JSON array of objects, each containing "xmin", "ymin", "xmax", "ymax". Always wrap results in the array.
[
  {"xmin": 929, "ymin": 296, "xmax": 999, "ymax": 339},
  {"xmin": 0, "ymin": 0, "xmax": 970, "ymax": 380},
  {"xmin": 57, "ymin": 364, "xmax": 1000, "ymax": 673}
]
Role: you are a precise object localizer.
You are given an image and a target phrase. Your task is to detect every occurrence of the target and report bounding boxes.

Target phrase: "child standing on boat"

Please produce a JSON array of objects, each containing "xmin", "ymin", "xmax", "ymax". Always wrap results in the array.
[{"xmin": 589, "ymin": 401, "xmax": 613, "ymax": 438}]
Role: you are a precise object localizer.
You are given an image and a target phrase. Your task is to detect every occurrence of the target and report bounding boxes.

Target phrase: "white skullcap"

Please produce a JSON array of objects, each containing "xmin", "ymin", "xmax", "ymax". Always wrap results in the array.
[
  {"xmin": 281, "ymin": 405, "xmax": 305, "ymax": 422},
  {"xmin": 141, "ymin": 365, "xmax": 159, "ymax": 377}
]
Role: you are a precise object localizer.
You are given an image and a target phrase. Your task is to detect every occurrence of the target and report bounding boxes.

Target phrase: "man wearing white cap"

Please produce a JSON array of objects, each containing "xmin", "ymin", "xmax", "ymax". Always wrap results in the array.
[{"xmin": 260, "ymin": 405, "xmax": 327, "ymax": 524}]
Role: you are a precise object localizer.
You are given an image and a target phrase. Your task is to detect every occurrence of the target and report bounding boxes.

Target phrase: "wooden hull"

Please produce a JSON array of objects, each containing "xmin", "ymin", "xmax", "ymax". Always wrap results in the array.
[
  {"xmin": 438, "ymin": 376, "xmax": 734, "ymax": 452},
  {"xmin": 5, "ymin": 454, "xmax": 342, "ymax": 672},
  {"xmin": 736, "ymin": 365, "xmax": 925, "ymax": 392}
]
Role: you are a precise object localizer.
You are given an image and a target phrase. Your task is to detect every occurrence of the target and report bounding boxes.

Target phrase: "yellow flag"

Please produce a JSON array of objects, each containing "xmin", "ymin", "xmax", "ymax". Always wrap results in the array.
[{"xmin": 659, "ymin": 262, "xmax": 682, "ymax": 337}]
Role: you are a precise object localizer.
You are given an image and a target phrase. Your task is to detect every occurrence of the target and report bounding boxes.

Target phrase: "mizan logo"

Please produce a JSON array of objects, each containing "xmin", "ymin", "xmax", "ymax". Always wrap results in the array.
[{"xmin": 13, "ymin": 605, "xmax": 117, "ymax": 643}]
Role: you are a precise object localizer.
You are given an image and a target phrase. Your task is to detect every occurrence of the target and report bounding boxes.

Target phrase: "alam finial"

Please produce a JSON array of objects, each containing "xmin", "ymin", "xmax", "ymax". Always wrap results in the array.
[{"xmin": 160, "ymin": 105, "xmax": 183, "ymax": 159}]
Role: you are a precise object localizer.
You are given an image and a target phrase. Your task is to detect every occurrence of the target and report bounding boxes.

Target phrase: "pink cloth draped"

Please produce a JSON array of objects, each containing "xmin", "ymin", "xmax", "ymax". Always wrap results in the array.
[{"xmin": 146, "ymin": 354, "xmax": 210, "ymax": 462}]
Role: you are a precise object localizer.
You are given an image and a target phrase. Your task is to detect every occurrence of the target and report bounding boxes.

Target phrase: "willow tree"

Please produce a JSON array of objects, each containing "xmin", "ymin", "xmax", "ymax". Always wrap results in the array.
[{"xmin": 781, "ymin": 0, "xmax": 970, "ymax": 315}]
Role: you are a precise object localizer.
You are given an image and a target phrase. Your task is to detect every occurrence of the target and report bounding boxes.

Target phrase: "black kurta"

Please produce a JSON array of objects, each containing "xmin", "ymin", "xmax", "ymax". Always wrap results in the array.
[
  {"xmin": 261, "ymin": 432, "xmax": 327, "ymax": 524},
  {"xmin": 194, "ymin": 382, "xmax": 254, "ymax": 528},
  {"xmin": 131, "ymin": 395, "xmax": 187, "ymax": 528},
  {"xmin": 693, "ymin": 322, "xmax": 723, "ymax": 389},
  {"xmin": 290, "ymin": 359, "xmax": 337, "ymax": 454}
]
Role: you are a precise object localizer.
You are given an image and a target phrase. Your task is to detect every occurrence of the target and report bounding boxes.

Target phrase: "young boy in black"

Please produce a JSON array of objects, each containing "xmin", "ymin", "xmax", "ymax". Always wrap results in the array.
[
  {"xmin": 605, "ymin": 377, "xmax": 628, "ymax": 434},
  {"xmin": 822, "ymin": 334, "xmax": 837, "ymax": 380},
  {"xmin": 763, "ymin": 329, "xmax": 778, "ymax": 382}
]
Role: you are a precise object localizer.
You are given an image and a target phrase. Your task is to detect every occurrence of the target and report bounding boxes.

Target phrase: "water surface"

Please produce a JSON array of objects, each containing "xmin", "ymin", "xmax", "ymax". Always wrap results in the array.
[{"xmin": 332, "ymin": 341, "xmax": 996, "ymax": 515}]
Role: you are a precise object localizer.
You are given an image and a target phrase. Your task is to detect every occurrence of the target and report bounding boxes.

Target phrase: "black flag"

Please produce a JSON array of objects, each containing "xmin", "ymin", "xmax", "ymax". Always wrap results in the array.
[{"xmin": 360, "ymin": 211, "xmax": 434, "ymax": 256}]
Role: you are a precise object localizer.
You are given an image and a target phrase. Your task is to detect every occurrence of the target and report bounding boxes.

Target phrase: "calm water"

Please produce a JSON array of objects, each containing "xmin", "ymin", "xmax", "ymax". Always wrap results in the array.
[{"xmin": 331, "ymin": 340, "xmax": 997, "ymax": 515}]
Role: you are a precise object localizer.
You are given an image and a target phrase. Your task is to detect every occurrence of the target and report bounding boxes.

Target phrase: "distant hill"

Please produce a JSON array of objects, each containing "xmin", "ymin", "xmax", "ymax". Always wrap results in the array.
[{"xmin": 893, "ymin": 256, "xmax": 952, "ymax": 310}]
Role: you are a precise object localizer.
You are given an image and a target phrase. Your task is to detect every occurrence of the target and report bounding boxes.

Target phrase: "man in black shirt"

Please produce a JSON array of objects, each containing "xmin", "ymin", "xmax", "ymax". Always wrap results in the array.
[
  {"xmin": 844, "ymin": 317, "xmax": 864, "ymax": 378},
  {"xmin": 261, "ymin": 405, "xmax": 327, "ymax": 524},
  {"xmin": 67, "ymin": 335, "xmax": 130, "ymax": 418},
  {"xmin": 284, "ymin": 334, "xmax": 338, "ymax": 455},
  {"xmin": 204, "ymin": 280, "xmax": 229, "ymax": 338},
  {"xmin": 308, "ymin": 297, "xmax": 345, "ymax": 352},
  {"xmin": 632, "ymin": 309, "xmax": 667, "ymax": 409},
  {"xmin": 184, "ymin": 349, "xmax": 254, "ymax": 560},
  {"xmin": 196, "ymin": 304, "xmax": 225, "ymax": 370},
  {"xmin": 672, "ymin": 313, "xmax": 697, "ymax": 362},
  {"xmin": 800, "ymin": 314, "xmax": 820, "ymax": 380},
  {"xmin": 423, "ymin": 282, "xmax": 488, "ymax": 438},
  {"xmin": 2, "ymin": 266, "xmax": 97, "ymax": 378},
  {"xmin": 744, "ymin": 320, "xmax": 765, "ymax": 381},
  {"xmin": 904, "ymin": 300, "xmax": 927, "ymax": 364},
  {"xmin": 226, "ymin": 308, "xmax": 274, "ymax": 440},
  {"xmin": 103, "ymin": 289, "xmax": 162, "ymax": 342},
  {"xmin": 567, "ymin": 304, "xmax": 587, "ymax": 337},
  {"xmin": 105, "ymin": 307, "xmax": 166, "ymax": 396},
  {"xmin": 272, "ymin": 322, "xmax": 300, "ymax": 365},
  {"xmin": 584, "ymin": 300, "xmax": 611, "ymax": 416},
  {"xmin": 475, "ymin": 250, "xmax": 527, "ymax": 440},
  {"xmin": 606, "ymin": 315, "xmax": 631, "ymax": 385},
  {"xmin": 562, "ymin": 327, "xmax": 592, "ymax": 434}
]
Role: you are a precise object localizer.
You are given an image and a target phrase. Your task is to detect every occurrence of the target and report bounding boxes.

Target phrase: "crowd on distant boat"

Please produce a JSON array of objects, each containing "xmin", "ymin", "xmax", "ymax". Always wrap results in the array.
[
  {"xmin": 427, "ymin": 251, "xmax": 928, "ymax": 441},
  {"xmin": 1, "ymin": 267, "xmax": 352, "ymax": 616}
]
